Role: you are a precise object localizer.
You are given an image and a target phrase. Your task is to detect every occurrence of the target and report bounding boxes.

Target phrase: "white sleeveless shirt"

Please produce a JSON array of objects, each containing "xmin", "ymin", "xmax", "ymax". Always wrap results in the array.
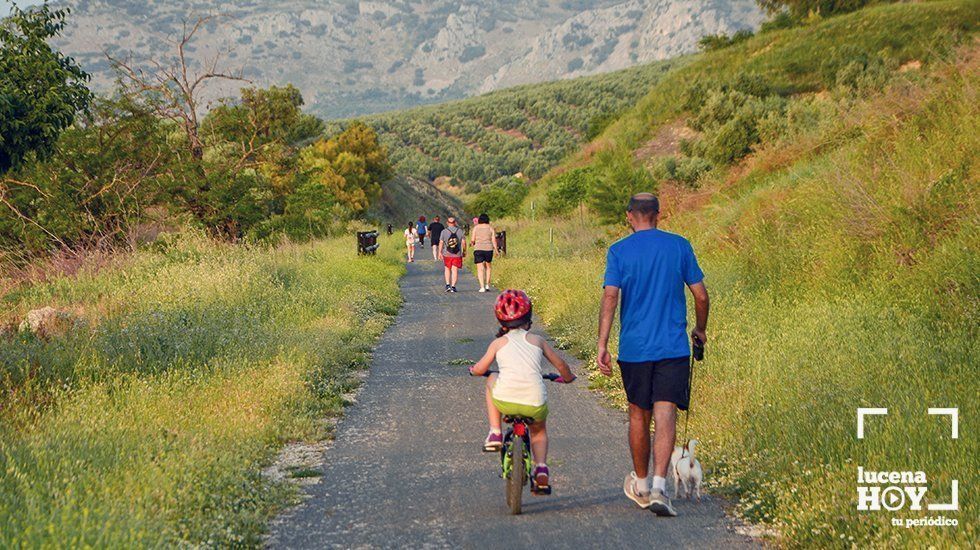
[{"xmin": 492, "ymin": 329, "xmax": 547, "ymax": 406}]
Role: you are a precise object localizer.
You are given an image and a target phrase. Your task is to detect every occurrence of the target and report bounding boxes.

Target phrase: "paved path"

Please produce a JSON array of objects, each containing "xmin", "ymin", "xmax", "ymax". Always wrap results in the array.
[{"xmin": 268, "ymin": 261, "xmax": 757, "ymax": 549}]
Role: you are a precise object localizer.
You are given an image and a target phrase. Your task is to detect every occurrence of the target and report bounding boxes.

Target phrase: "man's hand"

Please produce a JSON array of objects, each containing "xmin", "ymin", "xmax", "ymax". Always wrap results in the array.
[
  {"xmin": 691, "ymin": 328, "xmax": 707, "ymax": 345},
  {"xmin": 597, "ymin": 346, "xmax": 613, "ymax": 376}
]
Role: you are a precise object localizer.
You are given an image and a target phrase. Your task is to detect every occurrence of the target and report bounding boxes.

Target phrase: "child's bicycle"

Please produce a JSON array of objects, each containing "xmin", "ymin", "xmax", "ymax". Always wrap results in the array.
[{"xmin": 474, "ymin": 370, "xmax": 564, "ymax": 515}]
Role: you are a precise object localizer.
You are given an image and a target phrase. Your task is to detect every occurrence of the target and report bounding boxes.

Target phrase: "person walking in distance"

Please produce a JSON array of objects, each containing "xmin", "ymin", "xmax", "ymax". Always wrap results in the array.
[
  {"xmin": 596, "ymin": 193, "xmax": 709, "ymax": 517},
  {"xmin": 428, "ymin": 216, "xmax": 445, "ymax": 262},
  {"xmin": 439, "ymin": 217, "xmax": 466, "ymax": 293},
  {"xmin": 404, "ymin": 221, "xmax": 419, "ymax": 263},
  {"xmin": 470, "ymin": 213, "xmax": 499, "ymax": 292},
  {"xmin": 416, "ymin": 216, "xmax": 428, "ymax": 249}
]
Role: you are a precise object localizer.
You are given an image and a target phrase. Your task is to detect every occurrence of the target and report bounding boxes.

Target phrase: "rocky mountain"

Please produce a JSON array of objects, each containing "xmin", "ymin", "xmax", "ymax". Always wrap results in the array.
[{"xmin": 49, "ymin": 0, "xmax": 763, "ymax": 118}]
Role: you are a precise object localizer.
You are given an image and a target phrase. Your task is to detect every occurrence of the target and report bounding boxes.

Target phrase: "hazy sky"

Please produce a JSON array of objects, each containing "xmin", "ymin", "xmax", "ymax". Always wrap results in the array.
[{"xmin": 2, "ymin": 1, "xmax": 44, "ymax": 17}]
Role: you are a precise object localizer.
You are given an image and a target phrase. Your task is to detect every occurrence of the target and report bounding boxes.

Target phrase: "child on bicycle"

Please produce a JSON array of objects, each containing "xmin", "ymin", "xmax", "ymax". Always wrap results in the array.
[{"xmin": 469, "ymin": 289, "xmax": 576, "ymax": 492}]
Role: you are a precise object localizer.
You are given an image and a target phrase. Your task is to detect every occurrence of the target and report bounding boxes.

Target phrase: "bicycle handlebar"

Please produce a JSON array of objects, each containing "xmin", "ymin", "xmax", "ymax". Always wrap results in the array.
[{"xmin": 470, "ymin": 369, "xmax": 571, "ymax": 383}]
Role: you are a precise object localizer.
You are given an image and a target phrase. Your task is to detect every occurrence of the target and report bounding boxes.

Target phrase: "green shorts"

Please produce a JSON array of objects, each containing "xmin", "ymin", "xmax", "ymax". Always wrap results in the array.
[{"xmin": 492, "ymin": 397, "xmax": 548, "ymax": 421}]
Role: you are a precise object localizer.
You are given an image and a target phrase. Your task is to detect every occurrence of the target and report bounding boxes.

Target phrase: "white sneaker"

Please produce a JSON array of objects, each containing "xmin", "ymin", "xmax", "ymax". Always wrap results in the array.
[
  {"xmin": 484, "ymin": 285, "xmax": 491, "ymax": 291},
  {"xmin": 623, "ymin": 473, "xmax": 652, "ymax": 509},
  {"xmin": 649, "ymin": 490, "xmax": 678, "ymax": 517},
  {"xmin": 478, "ymin": 287, "xmax": 486, "ymax": 293}
]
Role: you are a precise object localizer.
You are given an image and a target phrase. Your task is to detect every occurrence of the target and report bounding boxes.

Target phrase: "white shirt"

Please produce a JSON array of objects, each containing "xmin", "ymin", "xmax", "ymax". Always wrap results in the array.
[{"xmin": 492, "ymin": 329, "xmax": 546, "ymax": 406}]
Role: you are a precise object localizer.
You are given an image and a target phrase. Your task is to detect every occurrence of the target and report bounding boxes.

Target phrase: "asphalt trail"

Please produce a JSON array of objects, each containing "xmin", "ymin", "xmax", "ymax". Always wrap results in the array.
[{"xmin": 267, "ymin": 260, "xmax": 757, "ymax": 549}]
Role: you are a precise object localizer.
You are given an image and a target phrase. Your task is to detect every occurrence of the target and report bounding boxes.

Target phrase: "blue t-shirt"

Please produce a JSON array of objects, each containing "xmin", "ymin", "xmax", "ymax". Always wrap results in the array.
[
  {"xmin": 603, "ymin": 228, "xmax": 704, "ymax": 362},
  {"xmin": 416, "ymin": 222, "xmax": 427, "ymax": 235}
]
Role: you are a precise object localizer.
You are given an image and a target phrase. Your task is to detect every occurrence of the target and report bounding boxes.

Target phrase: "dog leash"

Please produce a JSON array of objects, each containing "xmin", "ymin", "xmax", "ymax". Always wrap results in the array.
[
  {"xmin": 682, "ymin": 337, "xmax": 703, "ymax": 444},
  {"xmin": 682, "ymin": 354, "xmax": 693, "ymax": 443}
]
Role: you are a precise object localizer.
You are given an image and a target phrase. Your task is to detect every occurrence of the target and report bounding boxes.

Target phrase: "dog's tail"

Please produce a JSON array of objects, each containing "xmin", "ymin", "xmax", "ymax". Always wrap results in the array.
[{"xmin": 687, "ymin": 439, "xmax": 698, "ymax": 468}]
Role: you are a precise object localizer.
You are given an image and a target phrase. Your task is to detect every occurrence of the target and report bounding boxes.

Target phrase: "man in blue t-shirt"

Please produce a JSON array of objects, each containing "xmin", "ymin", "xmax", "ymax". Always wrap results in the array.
[{"xmin": 597, "ymin": 193, "xmax": 710, "ymax": 517}]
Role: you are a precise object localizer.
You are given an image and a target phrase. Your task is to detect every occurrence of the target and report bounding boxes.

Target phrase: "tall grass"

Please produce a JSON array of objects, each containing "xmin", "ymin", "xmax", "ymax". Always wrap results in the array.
[
  {"xmin": 492, "ymin": 35, "xmax": 978, "ymax": 549},
  {"xmin": 0, "ymin": 233, "xmax": 404, "ymax": 546}
]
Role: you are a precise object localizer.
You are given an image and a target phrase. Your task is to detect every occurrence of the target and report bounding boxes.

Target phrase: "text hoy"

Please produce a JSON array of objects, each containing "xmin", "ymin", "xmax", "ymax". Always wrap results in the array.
[{"xmin": 856, "ymin": 467, "xmax": 958, "ymax": 512}]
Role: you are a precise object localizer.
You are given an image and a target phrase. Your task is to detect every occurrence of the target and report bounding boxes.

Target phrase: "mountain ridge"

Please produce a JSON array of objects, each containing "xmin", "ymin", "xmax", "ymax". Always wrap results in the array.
[{"xmin": 49, "ymin": 0, "xmax": 763, "ymax": 118}]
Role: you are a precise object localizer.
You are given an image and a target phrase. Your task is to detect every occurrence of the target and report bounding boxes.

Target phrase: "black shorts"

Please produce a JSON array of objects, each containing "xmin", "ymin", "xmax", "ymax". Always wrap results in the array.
[
  {"xmin": 473, "ymin": 250, "xmax": 494, "ymax": 264},
  {"xmin": 618, "ymin": 356, "xmax": 691, "ymax": 411}
]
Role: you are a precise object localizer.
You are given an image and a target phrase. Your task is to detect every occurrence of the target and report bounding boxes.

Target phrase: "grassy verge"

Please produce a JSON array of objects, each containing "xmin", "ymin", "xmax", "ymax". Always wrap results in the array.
[
  {"xmin": 492, "ymin": 46, "xmax": 977, "ymax": 548},
  {"xmin": 0, "ymin": 232, "xmax": 404, "ymax": 546}
]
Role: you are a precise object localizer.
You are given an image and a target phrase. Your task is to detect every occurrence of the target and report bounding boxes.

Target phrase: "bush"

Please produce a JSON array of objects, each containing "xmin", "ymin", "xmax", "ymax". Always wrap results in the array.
[
  {"xmin": 458, "ymin": 45, "xmax": 486, "ymax": 63},
  {"xmin": 697, "ymin": 29, "xmax": 754, "ymax": 52},
  {"xmin": 834, "ymin": 55, "xmax": 895, "ymax": 92},
  {"xmin": 757, "ymin": 95, "xmax": 837, "ymax": 144},
  {"xmin": 759, "ymin": 11, "xmax": 799, "ymax": 33},
  {"xmin": 692, "ymin": 89, "xmax": 750, "ymax": 131},
  {"xmin": 728, "ymin": 73, "xmax": 773, "ymax": 98},
  {"xmin": 682, "ymin": 80, "xmax": 712, "ymax": 112},
  {"xmin": 706, "ymin": 115, "xmax": 756, "ymax": 164},
  {"xmin": 651, "ymin": 156, "xmax": 712, "ymax": 187},
  {"xmin": 757, "ymin": 0, "xmax": 872, "ymax": 18},
  {"xmin": 587, "ymin": 149, "xmax": 656, "ymax": 224},
  {"xmin": 819, "ymin": 44, "xmax": 897, "ymax": 89},
  {"xmin": 756, "ymin": 109, "xmax": 790, "ymax": 144},
  {"xmin": 687, "ymin": 79, "xmax": 786, "ymax": 165},
  {"xmin": 697, "ymin": 33, "xmax": 732, "ymax": 52},
  {"xmin": 466, "ymin": 176, "xmax": 529, "ymax": 219},
  {"xmin": 545, "ymin": 167, "xmax": 595, "ymax": 214},
  {"xmin": 650, "ymin": 156, "xmax": 677, "ymax": 181},
  {"xmin": 674, "ymin": 156, "xmax": 713, "ymax": 186}
]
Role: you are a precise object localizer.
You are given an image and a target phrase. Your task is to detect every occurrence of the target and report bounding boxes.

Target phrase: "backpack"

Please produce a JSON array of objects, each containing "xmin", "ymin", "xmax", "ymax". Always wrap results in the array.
[{"xmin": 445, "ymin": 228, "xmax": 461, "ymax": 254}]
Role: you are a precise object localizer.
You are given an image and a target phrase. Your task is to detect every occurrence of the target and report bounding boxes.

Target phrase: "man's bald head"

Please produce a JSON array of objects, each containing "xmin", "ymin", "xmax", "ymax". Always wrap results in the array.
[{"xmin": 627, "ymin": 193, "xmax": 660, "ymax": 221}]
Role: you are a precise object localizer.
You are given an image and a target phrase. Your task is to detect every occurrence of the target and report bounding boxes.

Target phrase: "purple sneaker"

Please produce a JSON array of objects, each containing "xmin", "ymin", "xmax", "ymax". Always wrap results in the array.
[
  {"xmin": 532, "ymin": 465, "xmax": 552, "ymax": 495},
  {"xmin": 483, "ymin": 431, "xmax": 503, "ymax": 452}
]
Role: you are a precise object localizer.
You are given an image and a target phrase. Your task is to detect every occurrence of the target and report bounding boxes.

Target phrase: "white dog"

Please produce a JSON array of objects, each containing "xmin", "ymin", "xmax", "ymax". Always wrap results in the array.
[{"xmin": 670, "ymin": 439, "xmax": 703, "ymax": 501}]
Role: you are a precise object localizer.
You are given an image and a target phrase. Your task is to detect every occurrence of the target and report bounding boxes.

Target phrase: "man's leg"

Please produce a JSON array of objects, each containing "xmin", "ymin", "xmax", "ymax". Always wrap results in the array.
[
  {"xmin": 450, "ymin": 265, "xmax": 459, "ymax": 286},
  {"xmin": 652, "ymin": 401, "xmax": 677, "ymax": 478},
  {"xmin": 444, "ymin": 264, "xmax": 451, "ymax": 286},
  {"xmin": 628, "ymin": 403, "xmax": 653, "ymax": 479}
]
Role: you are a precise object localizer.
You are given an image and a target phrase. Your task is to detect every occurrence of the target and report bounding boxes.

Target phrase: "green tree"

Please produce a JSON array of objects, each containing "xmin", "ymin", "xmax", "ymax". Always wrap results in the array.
[
  {"xmin": 467, "ymin": 176, "xmax": 529, "ymax": 219},
  {"xmin": 298, "ymin": 122, "xmax": 391, "ymax": 214},
  {"xmin": 0, "ymin": 95, "xmax": 178, "ymax": 255},
  {"xmin": 588, "ymin": 149, "xmax": 657, "ymax": 225},
  {"xmin": 0, "ymin": 3, "xmax": 91, "ymax": 173},
  {"xmin": 545, "ymin": 167, "xmax": 594, "ymax": 214},
  {"xmin": 202, "ymin": 84, "xmax": 323, "ymax": 162}
]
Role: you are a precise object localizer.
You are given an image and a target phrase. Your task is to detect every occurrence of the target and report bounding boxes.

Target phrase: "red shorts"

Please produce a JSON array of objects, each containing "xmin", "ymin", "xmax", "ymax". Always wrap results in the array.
[{"xmin": 443, "ymin": 256, "xmax": 463, "ymax": 269}]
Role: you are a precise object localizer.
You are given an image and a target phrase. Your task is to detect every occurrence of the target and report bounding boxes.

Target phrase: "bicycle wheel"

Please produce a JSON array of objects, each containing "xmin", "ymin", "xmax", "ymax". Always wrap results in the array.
[{"xmin": 506, "ymin": 435, "xmax": 525, "ymax": 515}]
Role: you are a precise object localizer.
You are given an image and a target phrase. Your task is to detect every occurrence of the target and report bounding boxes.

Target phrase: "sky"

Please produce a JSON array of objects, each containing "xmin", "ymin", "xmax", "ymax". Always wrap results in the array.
[{"xmin": 2, "ymin": 1, "xmax": 45, "ymax": 17}]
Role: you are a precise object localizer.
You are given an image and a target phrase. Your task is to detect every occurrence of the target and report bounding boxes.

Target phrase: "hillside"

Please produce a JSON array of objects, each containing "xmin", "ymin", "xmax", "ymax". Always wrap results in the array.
[
  {"xmin": 345, "ymin": 59, "xmax": 679, "ymax": 190},
  {"xmin": 369, "ymin": 175, "xmax": 465, "ymax": 225},
  {"xmin": 49, "ymin": 0, "xmax": 762, "ymax": 118},
  {"xmin": 486, "ymin": 1, "xmax": 978, "ymax": 547}
]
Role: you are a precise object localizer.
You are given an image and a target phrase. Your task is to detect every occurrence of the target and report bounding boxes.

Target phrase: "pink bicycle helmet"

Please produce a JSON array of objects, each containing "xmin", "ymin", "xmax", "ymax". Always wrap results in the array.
[{"xmin": 495, "ymin": 289, "xmax": 532, "ymax": 326}]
